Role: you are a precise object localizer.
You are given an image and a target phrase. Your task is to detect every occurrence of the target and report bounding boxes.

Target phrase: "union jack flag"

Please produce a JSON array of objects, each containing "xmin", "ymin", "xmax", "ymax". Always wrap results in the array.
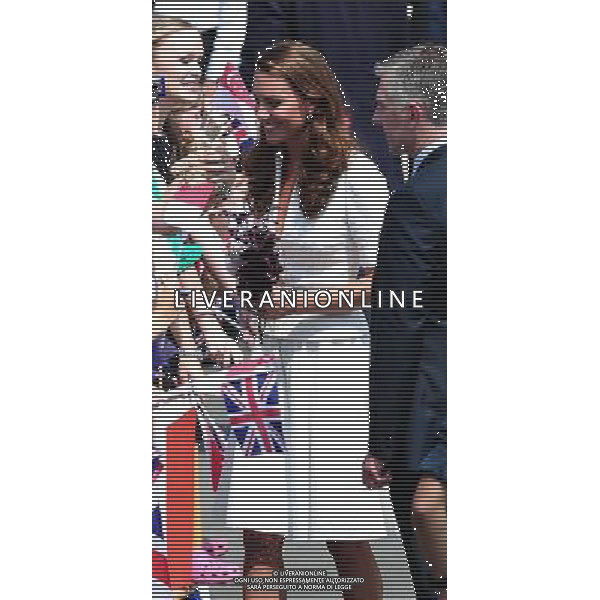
[{"xmin": 222, "ymin": 371, "xmax": 285, "ymax": 456}]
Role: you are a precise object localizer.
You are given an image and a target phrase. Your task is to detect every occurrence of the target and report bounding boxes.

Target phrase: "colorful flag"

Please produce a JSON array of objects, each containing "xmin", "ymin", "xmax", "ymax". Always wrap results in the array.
[
  {"xmin": 222, "ymin": 370, "xmax": 285, "ymax": 456},
  {"xmin": 153, "ymin": 394, "xmax": 208, "ymax": 595},
  {"xmin": 213, "ymin": 62, "xmax": 258, "ymax": 153}
]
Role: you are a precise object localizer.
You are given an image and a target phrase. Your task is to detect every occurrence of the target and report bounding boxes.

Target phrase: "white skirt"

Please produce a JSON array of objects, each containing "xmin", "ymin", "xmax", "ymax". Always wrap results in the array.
[{"xmin": 225, "ymin": 316, "xmax": 399, "ymax": 541}]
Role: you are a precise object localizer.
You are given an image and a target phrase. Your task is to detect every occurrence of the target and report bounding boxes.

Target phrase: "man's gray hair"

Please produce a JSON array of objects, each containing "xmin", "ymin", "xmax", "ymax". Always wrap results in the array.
[{"xmin": 375, "ymin": 45, "xmax": 447, "ymax": 123}]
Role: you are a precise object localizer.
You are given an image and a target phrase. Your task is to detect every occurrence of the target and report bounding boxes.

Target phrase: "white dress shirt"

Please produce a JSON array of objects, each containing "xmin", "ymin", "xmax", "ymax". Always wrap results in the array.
[{"xmin": 412, "ymin": 138, "xmax": 447, "ymax": 176}]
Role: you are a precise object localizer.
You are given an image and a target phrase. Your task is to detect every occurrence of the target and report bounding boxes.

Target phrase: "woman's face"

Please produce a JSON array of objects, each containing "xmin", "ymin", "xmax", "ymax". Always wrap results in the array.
[
  {"xmin": 253, "ymin": 72, "xmax": 312, "ymax": 146},
  {"xmin": 153, "ymin": 29, "xmax": 204, "ymax": 104}
]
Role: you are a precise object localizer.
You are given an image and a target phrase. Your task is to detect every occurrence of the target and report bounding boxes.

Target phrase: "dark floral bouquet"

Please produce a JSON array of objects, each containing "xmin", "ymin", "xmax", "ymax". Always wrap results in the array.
[
  {"xmin": 233, "ymin": 222, "xmax": 283, "ymax": 302},
  {"xmin": 231, "ymin": 221, "xmax": 283, "ymax": 342}
]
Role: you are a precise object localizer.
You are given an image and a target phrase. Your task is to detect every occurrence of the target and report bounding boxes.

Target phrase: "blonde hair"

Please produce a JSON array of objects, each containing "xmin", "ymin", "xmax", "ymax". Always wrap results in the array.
[{"xmin": 152, "ymin": 15, "xmax": 197, "ymax": 47}]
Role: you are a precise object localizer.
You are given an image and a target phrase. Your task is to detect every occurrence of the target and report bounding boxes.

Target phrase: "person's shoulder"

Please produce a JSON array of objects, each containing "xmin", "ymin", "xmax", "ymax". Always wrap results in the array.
[
  {"xmin": 346, "ymin": 151, "xmax": 385, "ymax": 177},
  {"xmin": 412, "ymin": 146, "xmax": 447, "ymax": 188},
  {"xmin": 343, "ymin": 152, "xmax": 389, "ymax": 191},
  {"xmin": 410, "ymin": 151, "xmax": 446, "ymax": 216},
  {"xmin": 337, "ymin": 153, "xmax": 389, "ymax": 220}
]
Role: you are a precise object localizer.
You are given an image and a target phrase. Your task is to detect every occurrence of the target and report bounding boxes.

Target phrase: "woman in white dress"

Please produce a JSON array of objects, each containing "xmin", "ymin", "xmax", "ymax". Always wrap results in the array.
[{"xmin": 226, "ymin": 40, "xmax": 400, "ymax": 600}]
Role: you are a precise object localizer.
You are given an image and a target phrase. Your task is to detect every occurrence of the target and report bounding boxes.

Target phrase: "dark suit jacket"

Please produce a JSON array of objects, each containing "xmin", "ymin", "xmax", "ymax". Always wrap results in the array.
[{"xmin": 369, "ymin": 145, "xmax": 447, "ymax": 469}]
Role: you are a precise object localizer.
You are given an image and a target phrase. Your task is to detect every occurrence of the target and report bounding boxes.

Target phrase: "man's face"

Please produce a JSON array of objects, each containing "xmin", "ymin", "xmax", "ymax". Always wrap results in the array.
[{"xmin": 373, "ymin": 79, "xmax": 415, "ymax": 156}]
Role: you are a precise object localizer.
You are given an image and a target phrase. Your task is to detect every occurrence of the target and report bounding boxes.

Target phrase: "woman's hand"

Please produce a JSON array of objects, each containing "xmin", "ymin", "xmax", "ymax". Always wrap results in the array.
[
  {"xmin": 238, "ymin": 307, "xmax": 260, "ymax": 340},
  {"xmin": 204, "ymin": 331, "xmax": 243, "ymax": 366},
  {"xmin": 177, "ymin": 330, "xmax": 243, "ymax": 381},
  {"xmin": 362, "ymin": 454, "xmax": 393, "ymax": 489},
  {"xmin": 177, "ymin": 350, "xmax": 204, "ymax": 383},
  {"xmin": 169, "ymin": 105, "xmax": 237, "ymax": 185},
  {"xmin": 226, "ymin": 173, "xmax": 250, "ymax": 211},
  {"xmin": 206, "ymin": 174, "xmax": 250, "ymax": 243},
  {"xmin": 170, "ymin": 142, "xmax": 236, "ymax": 185},
  {"xmin": 196, "ymin": 311, "xmax": 243, "ymax": 366}
]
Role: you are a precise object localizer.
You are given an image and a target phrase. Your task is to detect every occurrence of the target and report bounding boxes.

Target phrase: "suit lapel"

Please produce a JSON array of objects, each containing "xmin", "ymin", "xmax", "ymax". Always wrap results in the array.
[{"xmin": 414, "ymin": 144, "xmax": 447, "ymax": 176}]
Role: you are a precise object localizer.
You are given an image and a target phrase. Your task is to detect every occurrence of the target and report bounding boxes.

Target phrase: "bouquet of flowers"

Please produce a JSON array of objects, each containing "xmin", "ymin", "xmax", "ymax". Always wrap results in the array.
[
  {"xmin": 229, "ymin": 221, "xmax": 283, "ymax": 342},
  {"xmin": 233, "ymin": 223, "xmax": 283, "ymax": 302}
]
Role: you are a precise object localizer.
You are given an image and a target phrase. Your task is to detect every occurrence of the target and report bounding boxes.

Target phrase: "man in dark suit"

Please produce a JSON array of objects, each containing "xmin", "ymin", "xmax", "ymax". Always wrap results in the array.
[{"xmin": 363, "ymin": 45, "xmax": 447, "ymax": 600}]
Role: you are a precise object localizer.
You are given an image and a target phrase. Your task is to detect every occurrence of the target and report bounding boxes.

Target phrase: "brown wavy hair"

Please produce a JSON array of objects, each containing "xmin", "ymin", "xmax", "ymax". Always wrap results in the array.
[{"xmin": 244, "ymin": 40, "xmax": 356, "ymax": 219}]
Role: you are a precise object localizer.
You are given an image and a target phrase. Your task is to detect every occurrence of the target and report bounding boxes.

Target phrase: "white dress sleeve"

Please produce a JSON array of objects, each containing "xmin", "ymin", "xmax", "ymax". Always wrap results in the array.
[{"xmin": 344, "ymin": 154, "xmax": 390, "ymax": 276}]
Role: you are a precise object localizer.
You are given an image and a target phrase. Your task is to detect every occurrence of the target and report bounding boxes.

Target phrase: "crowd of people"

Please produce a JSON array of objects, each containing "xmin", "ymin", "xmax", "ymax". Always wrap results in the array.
[{"xmin": 152, "ymin": 6, "xmax": 446, "ymax": 600}]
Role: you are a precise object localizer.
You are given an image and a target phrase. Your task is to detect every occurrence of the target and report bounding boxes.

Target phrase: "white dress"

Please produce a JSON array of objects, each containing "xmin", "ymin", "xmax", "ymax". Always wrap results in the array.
[{"xmin": 225, "ymin": 153, "xmax": 399, "ymax": 541}]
